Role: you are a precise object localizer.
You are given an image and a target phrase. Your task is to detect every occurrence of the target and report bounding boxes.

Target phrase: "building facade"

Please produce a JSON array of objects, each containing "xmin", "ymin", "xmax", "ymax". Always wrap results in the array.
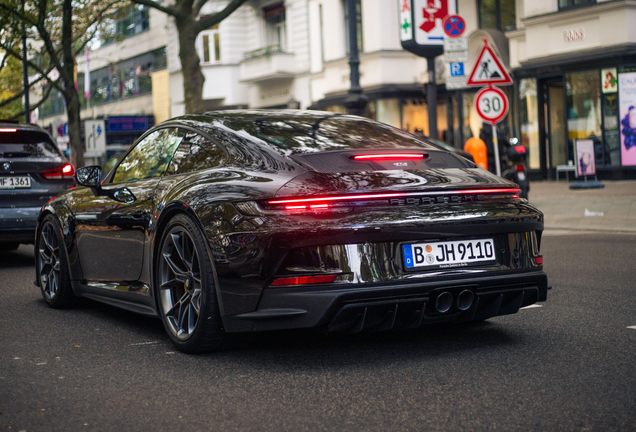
[{"xmin": 33, "ymin": 0, "xmax": 636, "ymax": 180}]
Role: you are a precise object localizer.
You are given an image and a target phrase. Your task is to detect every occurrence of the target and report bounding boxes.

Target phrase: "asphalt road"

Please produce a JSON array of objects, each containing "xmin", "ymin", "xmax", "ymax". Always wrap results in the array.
[{"xmin": 1, "ymin": 232, "xmax": 635, "ymax": 431}]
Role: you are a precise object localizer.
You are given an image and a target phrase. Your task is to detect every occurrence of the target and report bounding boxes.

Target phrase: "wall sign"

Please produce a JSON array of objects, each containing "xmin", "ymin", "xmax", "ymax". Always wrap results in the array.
[
  {"xmin": 563, "ymin": 28, "xmax": 585, "ymax": 42},
  {"xmin": 400, "ymin": 0, "xmax": 456, "ymax": 58},
  {"xmin": 602, "ymin": 68, "xmax": 617, "ymax": 94}
]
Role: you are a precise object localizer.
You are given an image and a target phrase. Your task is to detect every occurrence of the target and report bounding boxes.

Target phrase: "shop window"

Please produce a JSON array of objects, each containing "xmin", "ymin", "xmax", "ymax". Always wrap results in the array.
[
  {"xmin": 198, "ymin": 24, "xmax": 221, "ymax": 64},
  {"xmin": 401, "ymin": 99, "xmax": 447, "ymax": 140},
  {"xmin": 343, "ymin": 0, "xmax": 363, "ymax": 54},
  {"xmin": 264, "ymin": 3, "xmax": 287, "ymax": 51},
  {"xmin": 566, "ymin": 70, "xmax": 604, "ymax": 166},
  {"xmin": 478, "ymin": 0, "xmax": 516, "ymax": 32},
  {"xmin": 559, "ymin": 0, "xmax": 596, "ymax": 10}
]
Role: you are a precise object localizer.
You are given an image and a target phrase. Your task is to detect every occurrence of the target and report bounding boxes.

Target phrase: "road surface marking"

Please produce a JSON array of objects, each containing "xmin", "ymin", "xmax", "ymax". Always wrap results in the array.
[
  {"xmin": 130, "ymin": 341, "xmax": 159, "ymax": 346},
  {"xmin": 521, "ymin": 304, "xmax": 543, "ymax": 309},
  {"xmin": 627, "ymin": 326, "xmax": 636, "ymax": 330}
]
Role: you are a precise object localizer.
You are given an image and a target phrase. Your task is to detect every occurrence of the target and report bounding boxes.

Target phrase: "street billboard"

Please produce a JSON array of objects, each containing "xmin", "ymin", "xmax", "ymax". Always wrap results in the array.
[{"xmin": 618, "ymin": 72, "xmax": 636, "ymax": 166}]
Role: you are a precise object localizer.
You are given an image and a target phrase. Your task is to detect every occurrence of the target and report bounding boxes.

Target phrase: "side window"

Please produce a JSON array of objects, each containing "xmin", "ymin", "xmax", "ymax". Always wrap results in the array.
[
  {"xmin": 167, "ymin": 132, "xmax": 226, "ymax": 175},
  {"xmin": 111, "ymin": 128, "xmax": 184, "ymax": 183}
]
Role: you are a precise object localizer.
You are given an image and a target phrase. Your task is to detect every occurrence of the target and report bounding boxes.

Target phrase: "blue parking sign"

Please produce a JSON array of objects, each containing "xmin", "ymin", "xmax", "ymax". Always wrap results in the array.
[{"xmin": 450, "ymin": 63, "xmax": 465, "ymax": 77}]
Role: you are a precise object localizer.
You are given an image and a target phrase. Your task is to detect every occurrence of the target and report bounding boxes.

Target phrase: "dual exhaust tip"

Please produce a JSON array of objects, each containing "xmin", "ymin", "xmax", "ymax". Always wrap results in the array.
[{"xmin": 435, "ymin": 290, "xmax": 475, "ymax": 313}]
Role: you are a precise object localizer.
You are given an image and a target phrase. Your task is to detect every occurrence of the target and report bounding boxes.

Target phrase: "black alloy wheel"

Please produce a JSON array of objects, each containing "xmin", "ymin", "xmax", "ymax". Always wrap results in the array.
[
  {"xmin": 157, "ymin": 213, "xmax": 223, "ymax": 353},
  {"xmin": 37, "ymin": 215, "xmax": 76, "ymax": 308}
]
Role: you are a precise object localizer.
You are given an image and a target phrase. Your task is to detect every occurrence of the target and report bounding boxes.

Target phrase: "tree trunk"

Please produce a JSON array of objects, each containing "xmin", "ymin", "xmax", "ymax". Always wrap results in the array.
[
  {"xmin": 64, "ymin": 87, "xmax": 85, "ymax": 168},
  {"xmin": 176, "ymin": 19, "xmax": 205, "ymax": 114}
]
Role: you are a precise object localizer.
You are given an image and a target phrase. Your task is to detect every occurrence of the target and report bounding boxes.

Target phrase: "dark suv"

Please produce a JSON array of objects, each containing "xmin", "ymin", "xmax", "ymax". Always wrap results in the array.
[{"xmin": 0, "ymin": 122, "xmax": 74, "ymax": 250}]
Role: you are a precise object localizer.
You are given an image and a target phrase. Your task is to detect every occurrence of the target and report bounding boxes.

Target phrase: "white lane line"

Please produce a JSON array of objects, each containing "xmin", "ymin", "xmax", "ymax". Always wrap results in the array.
[
  {"xmin": 130, "ymin": 341, "xmax": 159, "ymax": 346},
  {"xmin": 521, "ymin": 304, "xmax": 543, "ymax": 309},
  {"xmin": 36, "ymin": 362, "xmax": 47, "ymax": 365},
  {"xmin": 627, "ymin": 326, "xmax": 636, "ymax": 330}
]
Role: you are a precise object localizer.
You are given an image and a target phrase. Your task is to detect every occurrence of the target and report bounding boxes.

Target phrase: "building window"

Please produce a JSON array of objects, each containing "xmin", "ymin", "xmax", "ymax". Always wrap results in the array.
[
  {"xmin": 264, "ymin": 3, "xmax": 286, "ymax": 50},
  {"xmin": 199, "ymin": 24, "xmax": 221, "ymax": 64},
  {"xmin": 478, "ymin": 0, "xmax": 516, "ymax": 32},
  {"xmin": 83, "ymin": 48, "xmax": 166, "ymax": 107},
  {"xmin": 343, "ymin": 0, "xmax": 363, "ymax": 54},
  {"xmin": 566, "ymin": 70, "xmax": 603, "ymax": 166},
  {"xmin": 518, "ymin": 79, "xmax": 540, "ymax": 169},
  {"xmin": 99, "ymin": 5, "xmax": 150, "ymax": 46},
  {"xmin": 559, "ymin": 0, "xmax": 596, "ymax": 10}
]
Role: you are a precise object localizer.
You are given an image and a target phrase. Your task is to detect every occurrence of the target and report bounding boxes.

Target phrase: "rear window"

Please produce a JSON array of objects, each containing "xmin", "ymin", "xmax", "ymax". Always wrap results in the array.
[
  {"xmin": 0, "ymin": 130, "xmax": 61, "ymax": 158},
  {"xmin": 223, "ymin": 115, "xmax": 437, "ymax": 156}
]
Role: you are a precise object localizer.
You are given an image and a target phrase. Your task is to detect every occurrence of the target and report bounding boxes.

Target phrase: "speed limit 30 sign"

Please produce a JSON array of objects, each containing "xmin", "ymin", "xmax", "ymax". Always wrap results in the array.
[{"xmin": 474, "ymin": 86, "xmax": 509, "ymax": 125}]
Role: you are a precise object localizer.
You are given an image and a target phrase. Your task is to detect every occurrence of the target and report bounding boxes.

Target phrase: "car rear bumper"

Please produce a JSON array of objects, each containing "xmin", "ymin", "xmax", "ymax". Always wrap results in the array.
[
  {"xmin": 0, "ymin": 206, "xmax": 41, "ymax": 243},
  {"xmin": 222, "ymin": 270, "xmax": 549, "ymax": 332}
]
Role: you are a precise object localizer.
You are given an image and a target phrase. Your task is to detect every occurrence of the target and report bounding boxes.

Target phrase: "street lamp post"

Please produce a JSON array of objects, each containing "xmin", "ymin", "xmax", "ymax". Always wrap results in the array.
[
  {"xmin": 21, "ymin": 0, "xmax": 30, "ymax": 123},
  {"xmin": 343, "ymin": 0, "xmax": 367, "ymax": 116}
]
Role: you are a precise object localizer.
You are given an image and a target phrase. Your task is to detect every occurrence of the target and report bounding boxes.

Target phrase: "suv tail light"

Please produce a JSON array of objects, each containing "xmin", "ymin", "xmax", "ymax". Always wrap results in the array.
[{"xmin": 40, "ymin": 163, "xmax": 74, "ymax": 180}]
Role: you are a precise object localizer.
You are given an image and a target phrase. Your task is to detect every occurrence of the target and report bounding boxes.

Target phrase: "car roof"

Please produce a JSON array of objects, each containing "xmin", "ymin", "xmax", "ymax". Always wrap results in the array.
[{"xmin": 0, "ymin": 121, "xmax": 49, "ymax": 133}]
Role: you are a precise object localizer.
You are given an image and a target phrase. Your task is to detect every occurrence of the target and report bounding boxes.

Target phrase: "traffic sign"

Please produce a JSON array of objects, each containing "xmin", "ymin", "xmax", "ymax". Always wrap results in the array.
[
  {"xmin": 442, "ymin": 15, "xmax": 465, "ymax": 38},
  {"xmin": 56, "ymin": 123, "xmax": 68, "ymax": 137},
  {"xmin": 466, "ymin": 38, "xmax": 513, "ymax": 87},
  {"xmin": 474, "ymin": 86, "xmax": 509, "ymax": 125}
]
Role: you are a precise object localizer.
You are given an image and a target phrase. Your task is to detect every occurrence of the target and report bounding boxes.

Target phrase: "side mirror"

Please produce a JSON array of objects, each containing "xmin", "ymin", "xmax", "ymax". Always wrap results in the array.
[{"xmin": 75, "ymin": 165, "xmax": 102, "ymax": 187}]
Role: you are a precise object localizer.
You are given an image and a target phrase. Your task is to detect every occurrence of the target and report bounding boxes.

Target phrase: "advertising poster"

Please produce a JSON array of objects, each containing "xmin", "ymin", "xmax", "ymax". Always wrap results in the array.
[
  {"xmin": 575, "ymin": 139, "xmax": 595, "ymax": 177},
  {"xmin": 618, "ymin": 72, "xmax": 636, "ymax": 166}
]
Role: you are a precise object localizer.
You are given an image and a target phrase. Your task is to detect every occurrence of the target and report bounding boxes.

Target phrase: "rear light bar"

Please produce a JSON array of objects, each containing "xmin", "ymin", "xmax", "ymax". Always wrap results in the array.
[
  {"xmin": 0, "ymin": 128, "xmax": 17, "ymax": 132},
  {"xmin": 353, "ymin": 153, "xmax": 425, "ymax": 161},
  {"xmin": 40, "ymin": 163, "xmax": 75, "ymax": 180},
  {"xmin": 261, "ymin": 188, "xmax": 521, "ymax": 213},
  {"xmin": 270, "ymin": 274, "xmax": 338, "ymax": 286},
  {"xmin": 268, "ymin": 188, "xmax": 520, "ymax": 206}
]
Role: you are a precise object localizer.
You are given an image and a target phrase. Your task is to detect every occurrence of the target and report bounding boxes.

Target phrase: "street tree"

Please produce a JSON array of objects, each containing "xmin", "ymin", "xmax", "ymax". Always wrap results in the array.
[
  {"xmin": 0, "ymin": 0, "xmax": 122, "ymax": 168},
  {"xmin": 0, "ymin": 55, "xmax": 24, "ymax": 120},
  {"xmin": 129, "ymin": 0, "xmax": 248, "ymax": 114}
]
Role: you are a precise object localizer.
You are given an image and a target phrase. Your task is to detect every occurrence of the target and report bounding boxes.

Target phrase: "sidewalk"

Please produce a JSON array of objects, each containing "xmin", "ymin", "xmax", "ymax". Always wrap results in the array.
[{"xmin": 529, "ymin": 180, "xmax": 636, "ymax": 232}]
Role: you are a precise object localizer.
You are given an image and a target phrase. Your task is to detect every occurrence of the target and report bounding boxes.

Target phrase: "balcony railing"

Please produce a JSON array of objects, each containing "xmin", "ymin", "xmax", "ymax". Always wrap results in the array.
[{"xmin": 239, "ymin": 45, "xmax": 296, "ymax": 83}]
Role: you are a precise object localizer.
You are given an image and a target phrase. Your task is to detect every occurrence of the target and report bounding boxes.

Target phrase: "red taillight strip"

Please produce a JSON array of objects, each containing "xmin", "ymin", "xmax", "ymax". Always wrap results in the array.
[
  {"xmin": 269, "ymin": 192, "xmax": 406, "ymax": 205},
  {"xmin": 268, "ymin": 188, "xmax": 520, "ymax": 205},
  {"xmin": 0, "ymin": 128, "xmax": 17, "ymax": 132},
  {"xmin": 353, "ymin": 153, "xmax": 425, "ymax": 160},
  {"xmin": 270, "ymin": 274, "xmax": 338, "ymax": 286}
]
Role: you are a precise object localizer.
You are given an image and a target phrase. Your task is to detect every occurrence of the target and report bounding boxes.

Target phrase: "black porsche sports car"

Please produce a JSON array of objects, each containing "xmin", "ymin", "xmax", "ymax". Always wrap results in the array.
[{"xmin": 36, "ymin": 110, "xmax": 548, "ymax": 353}]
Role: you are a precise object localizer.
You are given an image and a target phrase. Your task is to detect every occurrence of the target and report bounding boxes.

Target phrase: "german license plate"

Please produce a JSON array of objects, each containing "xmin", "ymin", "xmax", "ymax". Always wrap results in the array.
[
  {"xmin": 0, "ymin": 176, "xmax": 31, "ymax": 189},
  {"xmin": 403, "ymin": 238, "xmax": 496, "ymax": 269}
]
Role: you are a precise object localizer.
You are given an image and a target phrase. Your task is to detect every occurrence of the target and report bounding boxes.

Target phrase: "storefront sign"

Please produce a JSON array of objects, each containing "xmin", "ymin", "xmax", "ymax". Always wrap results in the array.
[
  {"xmin": 107, "ymin": 116, "xmax": 149, "ymax": 133},
  {"xmin": 618, "ymin": 72, "xmax": 636, "ymax": 166},
  {"xmin": 602, "ymin": 68, "xmax": 617, "ymax": 94},
  {"xmin": 400, "ymin": 0, "xmax": 456, "ymax": 58},
  {"xmin": 399, "ymin": 0, "xmax": 413, "ymax": 41},
  {"xmin": 574, "ymin": 139, "xmax": 595, "ymax": 176},
  {"xmin": 563, "ymin": 28, "xmax": 585, "ymax": 42}
]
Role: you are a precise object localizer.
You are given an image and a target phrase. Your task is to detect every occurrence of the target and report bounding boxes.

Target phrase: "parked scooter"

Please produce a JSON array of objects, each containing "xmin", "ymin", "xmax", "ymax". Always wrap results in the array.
[{"xmin": 501, "ymin": 137, "xmax": 529, "ymax": 199}]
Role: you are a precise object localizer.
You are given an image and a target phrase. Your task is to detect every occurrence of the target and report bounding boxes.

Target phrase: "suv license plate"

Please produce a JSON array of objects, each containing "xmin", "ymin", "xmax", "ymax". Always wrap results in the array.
[
  {"xmin": 0, "ymin": 176, "xmax": 31, "ymax": 189},
  {"xmin": 403, "ymin": 239, "xmax": 496, "ymax": 269}
]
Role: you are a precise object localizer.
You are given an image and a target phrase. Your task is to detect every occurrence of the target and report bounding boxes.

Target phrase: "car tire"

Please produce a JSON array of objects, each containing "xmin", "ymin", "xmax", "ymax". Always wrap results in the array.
[
  {"xmin": 156, "ymin": 213, "xmax": 224, "ymax": 353},
  {"xmin": 36, "ymin": 215, "xmax": 77, "ymax": 308},
  {"xmin": 0, "ymin": 242, "xmax": 20, "ymax": 251}
]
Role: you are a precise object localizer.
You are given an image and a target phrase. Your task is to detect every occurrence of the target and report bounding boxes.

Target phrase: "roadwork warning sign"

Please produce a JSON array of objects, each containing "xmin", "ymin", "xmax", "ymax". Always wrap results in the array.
[{"xmin": 466, "ymin": 38, "xmax": 512, "ymax": 87}]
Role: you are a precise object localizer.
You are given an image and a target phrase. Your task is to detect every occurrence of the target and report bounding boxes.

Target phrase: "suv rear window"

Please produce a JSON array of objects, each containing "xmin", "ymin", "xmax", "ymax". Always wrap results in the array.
[{"xmin": 0, "ymin": 130, "xmax": 61, "ymax": 158}]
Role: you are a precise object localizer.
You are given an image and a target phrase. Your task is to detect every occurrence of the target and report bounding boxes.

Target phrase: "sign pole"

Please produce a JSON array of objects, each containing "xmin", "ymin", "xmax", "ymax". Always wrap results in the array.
[
  {"xmin": 426, "ymin": 57, "xmax": 438, "ymax": 139},
  {"xmin": 492, "ymin": 121, "xmax": 501, "ymax": 176}
]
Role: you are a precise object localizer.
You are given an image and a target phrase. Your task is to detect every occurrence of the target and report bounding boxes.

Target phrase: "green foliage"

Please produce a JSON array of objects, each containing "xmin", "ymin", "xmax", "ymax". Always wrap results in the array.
[{"xmin": 0, "ymin": 55, "xmax": 24, "ymax": 120}]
